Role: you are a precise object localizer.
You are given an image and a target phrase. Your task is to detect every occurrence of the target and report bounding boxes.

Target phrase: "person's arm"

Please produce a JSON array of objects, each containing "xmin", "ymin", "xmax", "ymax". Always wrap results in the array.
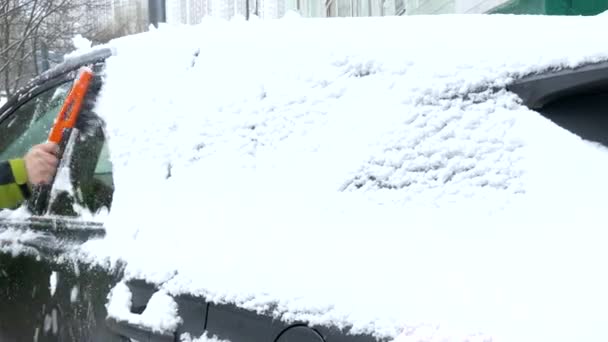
[
  {"xmin": 0, "ymin": 143, "xmax": 59, "ymax": 209},
  {"xmin": 0, "ymin": 159, "xmax": 31, "ymax": 209}
]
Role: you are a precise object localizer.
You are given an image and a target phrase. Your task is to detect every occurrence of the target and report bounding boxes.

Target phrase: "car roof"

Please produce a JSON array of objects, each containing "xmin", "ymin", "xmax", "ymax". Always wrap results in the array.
[
  {"xmin": 3, "ymin": 45, "xmax": 607, "ymax": 119},
  {"xmin": 508, "ymin": 60, "xmax": 608, "ymax": 109}
]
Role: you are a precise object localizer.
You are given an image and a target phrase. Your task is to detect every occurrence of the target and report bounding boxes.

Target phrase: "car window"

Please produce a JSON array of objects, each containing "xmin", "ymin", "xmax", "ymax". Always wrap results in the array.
[
  {"xmin": 0, "ymin": 83, "xmax": 71, "ymax": 160},
  {"xmin": 0, "ymin": 74, "xmax": 114, "ymax": 216},
  {"xmin": 94, "ymin": 142, "xmax": 113, "ymax": 188}
]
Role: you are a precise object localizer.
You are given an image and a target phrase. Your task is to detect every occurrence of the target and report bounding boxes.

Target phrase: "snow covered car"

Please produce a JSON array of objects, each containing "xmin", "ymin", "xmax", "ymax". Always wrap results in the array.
[{"xmin": 1, "ymin": 14, "xmax": 608, "ymax": 342}]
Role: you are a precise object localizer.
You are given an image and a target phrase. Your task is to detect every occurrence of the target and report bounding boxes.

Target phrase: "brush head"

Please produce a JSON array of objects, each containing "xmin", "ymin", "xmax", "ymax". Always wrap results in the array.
[{"xmin": 74, "ymin": 64, "xmax": 105, "ymax": 137}]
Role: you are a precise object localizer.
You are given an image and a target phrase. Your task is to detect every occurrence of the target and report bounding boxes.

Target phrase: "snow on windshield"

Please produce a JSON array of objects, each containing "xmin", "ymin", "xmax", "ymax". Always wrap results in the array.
[{"xmin": 87, "ymin": 14, "xmax": 608, "ymax": 342}]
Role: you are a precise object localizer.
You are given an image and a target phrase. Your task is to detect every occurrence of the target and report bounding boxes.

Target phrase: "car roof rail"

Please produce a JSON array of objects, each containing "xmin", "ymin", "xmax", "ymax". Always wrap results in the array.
[
  {"xmin": 27, "ymin": 47, "xmax": 113, "ymax": 90},
  {"xmin": 0, "ymin": 47, "xmax": 113, "ymax": 120},
  {"xmin": 508, "ymin": 60, "xmax": 608, "ymax": 109}
]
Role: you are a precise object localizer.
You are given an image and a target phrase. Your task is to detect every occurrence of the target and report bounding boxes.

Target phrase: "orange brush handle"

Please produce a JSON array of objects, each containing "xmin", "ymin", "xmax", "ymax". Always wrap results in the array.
[{"xmin": 48, "ymin": 67, "xmax": 94, "ymax": 143}]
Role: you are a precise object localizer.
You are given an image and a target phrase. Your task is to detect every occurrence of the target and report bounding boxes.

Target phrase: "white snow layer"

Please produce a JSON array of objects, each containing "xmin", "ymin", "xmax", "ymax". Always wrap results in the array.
[
  {"xmin": 85, "ymin": 15, "xmax": 608, "ymax": 342},
  {"xmin": 0, "ymin": 226, "xmax": 51, "ymax": 257},
  {"xmin": 106, "ymin": 281, "xmax": 182, "ymax": 333},
  {"xmin": 181, "ymin": 332, "xmax": 231, "ymax": 342}
]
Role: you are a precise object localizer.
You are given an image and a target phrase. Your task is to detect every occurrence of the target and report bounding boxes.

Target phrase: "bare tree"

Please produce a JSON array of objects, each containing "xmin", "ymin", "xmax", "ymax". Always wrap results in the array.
[{"xmin": 0, "ymin": 0, "xmax": 119, "ymax": 97}]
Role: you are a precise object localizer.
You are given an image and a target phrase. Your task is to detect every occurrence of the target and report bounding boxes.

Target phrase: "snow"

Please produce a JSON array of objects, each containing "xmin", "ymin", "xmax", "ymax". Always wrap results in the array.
[
  {"xmin": 72, "ymin": 34, "xmax": 92, "ymax": 51},
  {"xmin": 0, "ymin": 227, "xmax": 48, "ymax": 258},
  {"xmin": 47, "ymin": 130, "xmax": 77, "ymax": 209},
  {"xmin": 181, "ymin": 332, "xmax": 231, "ymax": 342},
  {"xmin": 0, "ymin": 206, "xmax": 33, "ymax": 220},
  {"xmin": 32, "ymin": 13, "xmax": 608, "ymax": 342},
  {"xmin": 105, "ymin": 281, "xmax": 132, "ymax": 319},
  {"xmin": 49, "ymin": 271, "xmax": 58, "ymax": 296},
  {"xmin": 63, "ymin": 34, "xmax": 97, "ymax": 60},
  {"xmin": 82, "ymin": 14, "xmax": 608, "ymax": 342},
  {"xmin": 106, "ymin": 281, "xmax": 182, "ymax": 333},
  {"xmin": 70, "ymin": 285, "xmax": 79, "ymax": 302}
]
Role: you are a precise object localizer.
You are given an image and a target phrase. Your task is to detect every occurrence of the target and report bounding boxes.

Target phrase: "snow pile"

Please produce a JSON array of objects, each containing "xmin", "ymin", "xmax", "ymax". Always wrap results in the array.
[
  {"xmin": 72, "ymin": 34, "xmax": 92, "ymax": 51},
  {"xmin": 86, "ymin": 14, "xmax": 608, "ymax": 342},
  {"xmin": 181, "ymin": 332, "xmax": 231, "ymax": 342},
  {"xmin": 63, "ymin": 34, "xmax": 103, "ymax": 60},
  {"xmin": 105, "ymin": 282, "xmax": 132, "ymax": 318},
  {"xmin": 0, "ymin": 206, "xmax": 52, "ymax": 255},
  {"xmin": 0, "ymin": 206, "xmax": 32, "ymax": 220},
  {"xmin": 106, "ymin": 281, "xmax": 182, "ymax": 333},
  {"xmin": 0, "ymin": 227, "xmax": 48, "ymax": 257}
]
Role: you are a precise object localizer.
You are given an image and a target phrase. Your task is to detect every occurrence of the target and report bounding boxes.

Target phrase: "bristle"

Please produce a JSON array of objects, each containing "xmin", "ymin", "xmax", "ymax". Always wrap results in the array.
[{"xmin": 74, "ymin": 68, "xmax": 105, "ymax": 136}]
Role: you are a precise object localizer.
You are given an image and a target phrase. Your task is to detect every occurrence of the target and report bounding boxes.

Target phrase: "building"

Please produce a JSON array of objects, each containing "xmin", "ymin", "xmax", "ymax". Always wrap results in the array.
[
  {"xmin": 286, "ymin": 0, "xmax": 390, "ymax": 17},
  {"xmin": 285, "ymin": 0, "xmax": 608, "ymax": 17},
  {"xmin": 167, "ymin": 0, "xmax": 209, "ymax": 23},
  {"xmin": 165, "ymin": 0, "xmax": 284, "ymax": 22},
  {"xmin": 161, "ymin": 0, "xmax": 608, "ymax": 24},
  {"xmin": 257, "ymin": 0, "xmax": 287, "ymax": 18},
  {"xmin": 86, "ymin": 0, "xmax": 148, "ymax": 39},
  {"xmin": 112, "ymin": 0, "xmax": 149, "ymax": 32},
  {"xmin": 406, "ymin": 0, "xmax": 608, "ymax": 15}
]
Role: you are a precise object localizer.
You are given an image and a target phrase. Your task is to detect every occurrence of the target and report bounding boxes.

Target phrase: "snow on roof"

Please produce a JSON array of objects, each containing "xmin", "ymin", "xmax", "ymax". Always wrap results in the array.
[{"xmin": 86, "ymin": 14, "xmax": 608, "ymax": 342}]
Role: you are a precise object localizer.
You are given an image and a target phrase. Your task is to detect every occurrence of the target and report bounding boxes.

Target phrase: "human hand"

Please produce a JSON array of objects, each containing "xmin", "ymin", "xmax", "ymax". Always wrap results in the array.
[{"xmin": 24, "ymin": 143, "xmax": 59, "ymax": 185}]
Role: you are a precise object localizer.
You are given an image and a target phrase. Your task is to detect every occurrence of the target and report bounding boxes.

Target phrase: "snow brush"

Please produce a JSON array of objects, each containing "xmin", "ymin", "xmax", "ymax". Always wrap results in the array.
[
  {"xmin": 47, "ymin": 67, "xmax": 95, "ymax": 144},
  {"xmin": 31, "ymin": 66, "xmax": 100, "ymax": 216}
]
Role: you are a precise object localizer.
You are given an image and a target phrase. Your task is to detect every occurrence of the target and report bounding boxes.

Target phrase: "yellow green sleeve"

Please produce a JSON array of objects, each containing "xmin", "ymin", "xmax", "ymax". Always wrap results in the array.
[{"xmin": 0, "ymin": 159, "xmax": 31, "ymax": 209}]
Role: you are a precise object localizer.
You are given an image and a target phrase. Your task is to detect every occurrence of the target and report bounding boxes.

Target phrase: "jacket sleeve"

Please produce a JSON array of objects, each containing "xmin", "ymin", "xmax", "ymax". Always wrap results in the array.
[{"xmin": 0, "ymin": 159, "xmax": 31, "ymax": 209}]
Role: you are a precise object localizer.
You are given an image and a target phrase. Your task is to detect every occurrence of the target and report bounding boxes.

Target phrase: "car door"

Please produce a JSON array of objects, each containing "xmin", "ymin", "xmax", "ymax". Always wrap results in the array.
[
  {"xmin": 0, "ymin": 49, "xmax": 123, "ymax": 342},
  {"xmin": 0, "ymin": 49, "xmax": 113, "ymax": 256}
]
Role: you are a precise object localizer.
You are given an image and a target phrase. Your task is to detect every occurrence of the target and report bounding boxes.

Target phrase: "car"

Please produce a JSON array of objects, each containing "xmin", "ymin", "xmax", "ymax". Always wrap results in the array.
[
  {"xmin": 0, "ymin": 46, "xmax": 386, "ymax": 342},
  {"xmin": 1, "ymin": 18, "xmax": 608, "ymax": 342}
]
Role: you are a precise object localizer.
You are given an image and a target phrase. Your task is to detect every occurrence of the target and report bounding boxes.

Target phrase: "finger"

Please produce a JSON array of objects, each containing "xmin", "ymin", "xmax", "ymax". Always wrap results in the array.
[
  {"xmin": 42, "ymin": 153, "xmax": 59, "ymax": 167},
  {"xmin": 37, "ymin": 142, "xmax": 60, "ymax": 155},
  {"xmin": 36, "ymin": 152, "xmax": 56, "ymax": 168}
]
